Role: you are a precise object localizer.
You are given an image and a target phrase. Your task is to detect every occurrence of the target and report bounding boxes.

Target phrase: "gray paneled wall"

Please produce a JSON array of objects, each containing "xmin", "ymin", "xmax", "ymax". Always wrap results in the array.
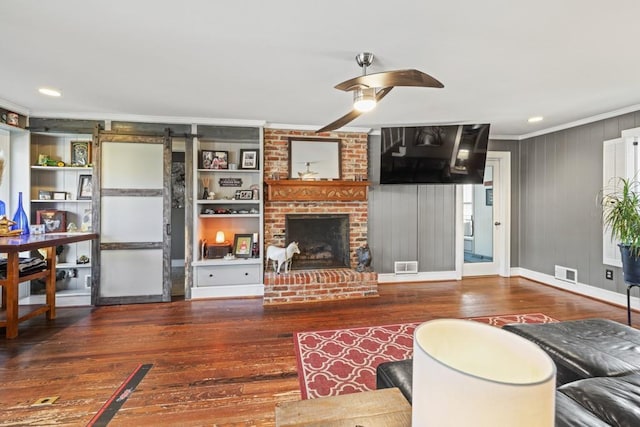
[
  {"xmin": 519, "ymin": 111, "xmax": 640, "ymax": 295},
  {"xmin": 367, "ymin": 134, "xmax": 518, "ymax": 274},
  {"xmin": 368, "ymin": 134, "xmax": 454, "ymax": 273}
]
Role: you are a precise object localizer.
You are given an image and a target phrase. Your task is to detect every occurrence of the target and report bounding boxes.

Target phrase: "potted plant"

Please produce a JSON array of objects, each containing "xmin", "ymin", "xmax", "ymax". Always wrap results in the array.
[{"xmin": 602, "ymin": 177, "xmax": 640, "ymax": 283}]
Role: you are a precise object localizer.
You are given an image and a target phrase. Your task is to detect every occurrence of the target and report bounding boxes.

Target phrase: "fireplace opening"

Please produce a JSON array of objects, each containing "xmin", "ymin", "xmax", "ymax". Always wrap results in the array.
[{"xmin": 285, "ymin": 214, "xmax": 350, "ymax": 270}]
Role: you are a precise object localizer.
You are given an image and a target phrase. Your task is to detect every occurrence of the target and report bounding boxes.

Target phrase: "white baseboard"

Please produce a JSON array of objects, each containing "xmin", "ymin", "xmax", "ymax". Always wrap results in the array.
[
  {"xmin": 190, "ymin": 284, "xmax": 264, "ymax": 299},
  {"xmin": 378, "ymin": 270, "xmax": 457, "ymax": 283},
  {"xmin": 513, "ymin": 267, "xmax": 639, "ymax": 311}
]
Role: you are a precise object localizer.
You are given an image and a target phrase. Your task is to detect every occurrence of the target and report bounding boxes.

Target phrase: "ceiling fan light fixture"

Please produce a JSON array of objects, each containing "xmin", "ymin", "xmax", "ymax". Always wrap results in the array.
[{"xmin": 353, "ymin": 88, "xmax": 376, "ymax": 112}]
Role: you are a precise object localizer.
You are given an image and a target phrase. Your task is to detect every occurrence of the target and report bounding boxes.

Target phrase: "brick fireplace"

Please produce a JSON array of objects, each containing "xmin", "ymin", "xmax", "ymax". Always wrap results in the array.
[{"xmin": 262, "ymin": 128, "xmax": 378, "ymax": 304}]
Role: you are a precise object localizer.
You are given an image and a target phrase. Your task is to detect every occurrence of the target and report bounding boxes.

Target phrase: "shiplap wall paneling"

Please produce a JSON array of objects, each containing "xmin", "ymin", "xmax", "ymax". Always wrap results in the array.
[
  {"xmin": 417, "ymin": 184, "xmax": 455, "ymax": 270},
  {"xmin": 368, "ymin": 185, "xmax": 418, "ymax": 273}
]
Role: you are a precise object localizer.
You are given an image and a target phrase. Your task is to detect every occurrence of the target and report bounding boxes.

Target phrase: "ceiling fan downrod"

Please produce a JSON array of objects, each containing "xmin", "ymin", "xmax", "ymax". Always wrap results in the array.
[{"xmin": 355, "ymin": 52, "xmax": 374, "ymax": 75}]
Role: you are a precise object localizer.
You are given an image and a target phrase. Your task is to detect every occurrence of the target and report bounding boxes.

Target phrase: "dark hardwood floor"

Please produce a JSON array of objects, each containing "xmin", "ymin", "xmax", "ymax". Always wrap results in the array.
[{"xmin": 0, "ymin": 276, "xmax": 632, "ymax": 426}]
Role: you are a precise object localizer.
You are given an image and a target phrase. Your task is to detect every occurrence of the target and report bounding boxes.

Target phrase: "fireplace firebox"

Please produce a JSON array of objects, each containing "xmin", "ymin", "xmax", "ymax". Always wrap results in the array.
[{"xmin": 285, "ymin": 214, "xmax": 350, "ymax": 270}]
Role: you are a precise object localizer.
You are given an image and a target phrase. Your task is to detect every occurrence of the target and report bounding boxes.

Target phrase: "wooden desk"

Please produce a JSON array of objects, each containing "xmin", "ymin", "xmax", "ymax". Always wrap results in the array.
[
  {"xmin": 0, "ymin": 232, "xmax": 98, "ymax": 339},
  {"xmin": 275, "ymin": 387, "xmax": 411, "ymax": 427}
]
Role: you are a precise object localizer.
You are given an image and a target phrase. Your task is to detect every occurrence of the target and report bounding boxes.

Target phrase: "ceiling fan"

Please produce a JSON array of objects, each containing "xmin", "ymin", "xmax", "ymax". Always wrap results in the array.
[{"xmin": 316, "ymin": 52, "xmax": 444, "ymax": 133}]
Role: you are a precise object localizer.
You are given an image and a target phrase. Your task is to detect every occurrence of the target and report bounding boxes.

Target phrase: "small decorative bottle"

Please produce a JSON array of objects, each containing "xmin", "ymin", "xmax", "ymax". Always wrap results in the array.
[
  {"xmin": 11, "ymin": 192, "xmax": 30, "ymax": 235},
  {"xmin": 0, "ymin": 199, "xmax": 5, "ymax": 217},
  {"xmin": 202, "ymin": 187, "xmax": 209, "ymax": 200}
]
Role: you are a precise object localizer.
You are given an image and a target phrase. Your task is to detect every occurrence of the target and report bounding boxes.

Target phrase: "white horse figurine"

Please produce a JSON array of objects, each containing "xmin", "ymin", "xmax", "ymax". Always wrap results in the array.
[{"xmin": 266, "ymin": 242, "xmax": 300, "ymax": 274}]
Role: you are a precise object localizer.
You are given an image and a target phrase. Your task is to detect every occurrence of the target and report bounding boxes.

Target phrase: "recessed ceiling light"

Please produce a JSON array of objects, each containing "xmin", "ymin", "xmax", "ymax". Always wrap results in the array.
[
  {"xmin": 38, "ymin": 87, "xmax": 62, "ymax": 97},
  {"xmin": 528, "ymin": 116, "xmax": 543, "ymax": 123}
]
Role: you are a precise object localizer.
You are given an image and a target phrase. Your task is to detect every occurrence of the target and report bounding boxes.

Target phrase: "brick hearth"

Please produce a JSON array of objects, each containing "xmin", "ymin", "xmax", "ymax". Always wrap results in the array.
[
  {"xmin": 263, "ymin": 128, "xmax": 378, "ymax": 304},
  {"xmin": 263, "ymin": 269, "xmax": 378, "ymax": 305}
]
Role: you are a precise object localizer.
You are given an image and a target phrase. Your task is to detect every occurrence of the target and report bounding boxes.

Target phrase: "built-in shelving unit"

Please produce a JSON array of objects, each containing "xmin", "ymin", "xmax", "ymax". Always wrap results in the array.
[
  {"xmin": 28, "ymin": 132, "xmax": 94, "ymax": 305},
  {"xmin": 191, "ymin": 125, "xmax": 264, "ymax": 299}
]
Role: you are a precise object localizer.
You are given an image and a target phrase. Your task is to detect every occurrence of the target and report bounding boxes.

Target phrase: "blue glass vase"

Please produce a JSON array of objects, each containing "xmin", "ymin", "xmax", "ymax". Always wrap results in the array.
[
  {"xmin": 0, "ymin": 199, "xmax": 5, "ymax": 217},
  {"xmin": 11, "ymin": 192, "xmax": 29, "ymax": 235}
]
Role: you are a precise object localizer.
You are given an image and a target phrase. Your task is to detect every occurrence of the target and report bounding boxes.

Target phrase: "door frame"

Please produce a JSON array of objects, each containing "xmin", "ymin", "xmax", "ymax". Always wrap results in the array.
[{"xmin": 455, "ymin": 151, "xmax": 511, "ymax": 278}]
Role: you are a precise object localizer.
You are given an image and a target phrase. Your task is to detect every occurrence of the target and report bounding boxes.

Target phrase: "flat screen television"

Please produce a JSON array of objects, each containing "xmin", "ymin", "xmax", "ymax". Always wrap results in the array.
[{"xmin": 380, "ymin": 123, "xmax": 490, "ymax": 184}]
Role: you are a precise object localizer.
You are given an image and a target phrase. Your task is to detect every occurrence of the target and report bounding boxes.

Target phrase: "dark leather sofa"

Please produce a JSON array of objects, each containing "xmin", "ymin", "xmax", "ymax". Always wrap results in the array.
[{"xmin": 376, "ymin": 318, "xmax": 640, "ymax": 426}]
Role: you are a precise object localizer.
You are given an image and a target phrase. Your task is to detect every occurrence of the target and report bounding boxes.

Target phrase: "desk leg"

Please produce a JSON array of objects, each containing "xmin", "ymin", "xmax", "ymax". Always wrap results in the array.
[
  {"xmin": 45, "ymin": 246, "xmax": 56, "ymax": 320},
  {"xmin": 6, "ymin": 252, "xmax": 19, "ymax": 339}
]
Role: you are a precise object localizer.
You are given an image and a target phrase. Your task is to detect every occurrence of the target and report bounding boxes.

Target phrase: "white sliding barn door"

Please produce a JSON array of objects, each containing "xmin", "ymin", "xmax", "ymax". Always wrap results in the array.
[{"xmin": 92, "ymin": 132, "xmax": 171, "ymax": 305}]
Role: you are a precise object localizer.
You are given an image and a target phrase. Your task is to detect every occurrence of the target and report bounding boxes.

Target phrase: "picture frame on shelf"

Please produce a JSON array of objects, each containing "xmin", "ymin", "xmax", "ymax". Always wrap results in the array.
[
  {"xmin": 201, "ymin": 150, "xmax": 229, "ymax": 169},
  {"xmin": 240, "ymin": 149, "xmax": 259, "ymax": 170},
  {"xmin": 212, "ymin": 151, "xmax": 229, "ymax": 169},
  {"xmin": 77, "ymin": 174, "xmax": 92, "ymax": 200},
  {"xmin": 235, "ymin": 190, "xmax": 254, "ymax": 200},
  {"xmin": 70, "ymin": 140, "xmax": 91, "ymax": 166},
  {"xmin": 233, "ymin": 234, "xmax": 253, "ymax": 258},
  {"xmin": 38, "ymin": 190, "xmax": 52, "ymax": 200},
  {"xmin": 52, "ymin": 191, "xmax": 67, "ymax": 200},
  {"xmin": 36, "ymin": 210, "xmax": 67, "ymax": 233}
]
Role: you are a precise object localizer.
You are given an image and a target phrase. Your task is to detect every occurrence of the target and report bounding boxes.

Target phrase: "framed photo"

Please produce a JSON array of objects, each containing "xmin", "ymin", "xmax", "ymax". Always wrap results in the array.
[
  {"xmin": 70, "ymin": 141, "xmax": 91, "ymax": 166},
  {"xmin": 201, "ymin": 150, "xmax": 229, "ymax": 169},
  {"xmin": 240, "ymin": 149, "xmax": 259, "ymax": 170},
  {"xmin": 38, "ymin": 190, "xmax": 52, "ymax": 200},
  {"xmin": 36, "ymin": 210, "xmax": 67, "ymax": 233},
  {"xmin": 77, "ymin": 174, "xmax": 92, "ymax": 200},
  {"xmin": 289, "ymin": 137, "xmax": 341, "ymax": 179},
  {"xmin": 235, "ymin": 190, "xmax": 254, "ymax": 200},
  {"xmin": 52, "ymin": 191, "xmax": 67, "ymax": 200},
  {"xmin": 233, "ymin": 234, "xmax": 253, "ymax": 258}
]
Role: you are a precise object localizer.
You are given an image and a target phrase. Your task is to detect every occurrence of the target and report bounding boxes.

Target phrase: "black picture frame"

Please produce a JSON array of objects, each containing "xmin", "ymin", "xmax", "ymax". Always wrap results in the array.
[
  {"xmin": 78, "ymin": 174, "xmax": 92, "ymax": 200},
  {"xmin": 240, "ymin": 149, "xmax": 259, "ymax": 170},
  {"xmin": 233, "ymin": 234, "xmax": 253, "ymax": 258},
  {"xmin": 486, "ymin": 188, "xmax": 493, "ymax": 206},
  {"xmin": 70, "ymin": 140, "xmax": 91, "ymax": 166}
]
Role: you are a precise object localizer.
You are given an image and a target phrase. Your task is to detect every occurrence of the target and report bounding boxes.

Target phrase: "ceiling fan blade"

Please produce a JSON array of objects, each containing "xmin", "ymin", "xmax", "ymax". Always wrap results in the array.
[
  {"xmin": 316, "ymin": 109, "xmax": 363, "ymax": 133},
  {"xmin": 335, "ymin": 69, "xmax": 444, "ymax": 91},
  {"xmin": 316, "ymin": 87, "xmax": 394, "ymax": 133}
]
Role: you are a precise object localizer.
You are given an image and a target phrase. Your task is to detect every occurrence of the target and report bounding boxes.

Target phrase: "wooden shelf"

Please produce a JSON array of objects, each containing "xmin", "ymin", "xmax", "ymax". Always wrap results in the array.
[{"xmin": 264, "ymin": 179, "xmax": 369, "ymax": 201}]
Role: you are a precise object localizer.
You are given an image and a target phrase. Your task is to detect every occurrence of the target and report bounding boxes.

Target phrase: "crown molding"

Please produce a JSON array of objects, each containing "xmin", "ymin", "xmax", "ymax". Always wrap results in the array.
[
  {"xmin": 0, "ymin": 98, "xmax": 30, "ymax": 116},
  {"xmin": 29, "ymin": 111, "xmax": 266, "ymax": 128},
  {"xmin": 518, "ymin": 103, "xmax": 640, "ymax": 140}
]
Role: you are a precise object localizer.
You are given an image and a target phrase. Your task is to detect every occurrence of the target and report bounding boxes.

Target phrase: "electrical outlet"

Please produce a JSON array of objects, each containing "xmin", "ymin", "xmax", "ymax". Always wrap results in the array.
[{"xmin": 605, "ymin": 269, "xmax": 614, "ymax": 280}]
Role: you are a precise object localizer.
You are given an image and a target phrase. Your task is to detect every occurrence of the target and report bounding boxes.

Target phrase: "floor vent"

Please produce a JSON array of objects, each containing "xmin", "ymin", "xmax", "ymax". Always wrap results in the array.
[
  {"xmin": 555, "ymin": 265, "xmax": 578, "ymax": 284},
  {"xmin": 394, "ymin": 261, "xmax": 418, "ymax": 274}
]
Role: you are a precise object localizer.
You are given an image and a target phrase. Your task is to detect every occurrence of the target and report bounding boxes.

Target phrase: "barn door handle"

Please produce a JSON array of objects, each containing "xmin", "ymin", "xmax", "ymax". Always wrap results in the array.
[{"xmin": 166, "ymin": 223, "xmax": 171, "ymax": 235}]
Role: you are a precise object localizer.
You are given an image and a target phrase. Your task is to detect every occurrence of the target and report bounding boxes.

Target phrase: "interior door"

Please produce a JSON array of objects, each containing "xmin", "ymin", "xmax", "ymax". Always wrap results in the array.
[
  {"xmin": 458, "ymin": 152, "xmax": 510, "ymax": 277},
  {"xmin": 92, "ymin": 131, "xmax": 171, "ymax": 305}
]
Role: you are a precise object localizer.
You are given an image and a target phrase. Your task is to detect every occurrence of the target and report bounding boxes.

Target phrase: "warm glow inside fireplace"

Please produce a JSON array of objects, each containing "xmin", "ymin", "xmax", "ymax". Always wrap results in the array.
[{"xmin": 285, "ymin": 214, "xmax": 350, "ymax": 270}]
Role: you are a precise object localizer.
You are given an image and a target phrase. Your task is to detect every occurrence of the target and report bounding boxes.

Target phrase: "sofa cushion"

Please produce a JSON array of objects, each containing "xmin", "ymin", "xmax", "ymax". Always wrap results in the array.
[
  {"xmin": 558, "ymin": 373, "xmax": 640, "ymax": 426},
  {"xmin": 503, "ymin": 319, "xmax": 640, "ymax": 385},
  {"xmin": 555, "ymin": 392, "xmax": 610, "ymax": 427},
  {"xmin": 376, "ymin": 359, "xmax": 413, "ymax": 403}
]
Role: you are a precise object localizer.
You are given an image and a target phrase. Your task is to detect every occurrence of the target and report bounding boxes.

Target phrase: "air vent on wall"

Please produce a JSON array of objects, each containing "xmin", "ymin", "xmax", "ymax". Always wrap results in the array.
[
  {"xmin": 554, "ymin": 265, "xmax": 577, "ymax": 284},
  {"xmin": 395, "ymin": 261, "xmax": 418, "ymax": 274}
]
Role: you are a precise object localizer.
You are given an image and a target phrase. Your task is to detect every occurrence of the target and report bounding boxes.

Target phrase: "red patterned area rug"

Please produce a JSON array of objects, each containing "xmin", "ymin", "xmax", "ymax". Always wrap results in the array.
[{"xmin": 294, "ymin": 313, "xmax": 557, "ymax": 399}]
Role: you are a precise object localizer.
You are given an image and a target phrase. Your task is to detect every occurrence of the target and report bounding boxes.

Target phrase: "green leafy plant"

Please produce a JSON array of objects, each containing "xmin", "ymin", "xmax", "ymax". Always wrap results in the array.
[{"xmin": 602, "ymin": 177, "xmax": 640, "ymax": 255}]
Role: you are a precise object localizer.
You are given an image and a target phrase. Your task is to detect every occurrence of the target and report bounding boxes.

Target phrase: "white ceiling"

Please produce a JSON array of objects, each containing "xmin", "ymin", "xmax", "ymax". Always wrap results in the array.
[{"xmin": 2, "ymin": 0, "xmax": 640, "ymax": 138}]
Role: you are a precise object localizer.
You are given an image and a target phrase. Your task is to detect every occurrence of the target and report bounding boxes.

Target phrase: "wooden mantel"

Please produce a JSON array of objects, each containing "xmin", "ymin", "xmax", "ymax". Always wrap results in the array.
[{"xmin": 264, "ymin": 179, "xmax": 369, "ymax": 201}]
